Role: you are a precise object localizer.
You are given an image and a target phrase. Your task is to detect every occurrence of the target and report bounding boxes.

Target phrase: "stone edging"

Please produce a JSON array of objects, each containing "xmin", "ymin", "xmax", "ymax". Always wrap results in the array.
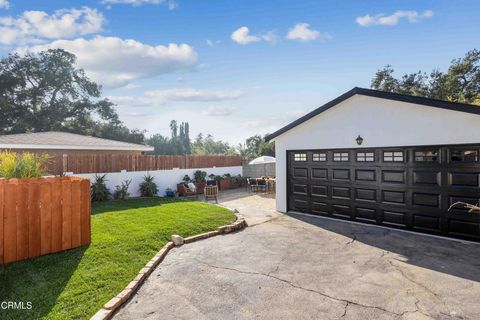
[{"xmin": 90, "ymin": 215, "xmax": 247, "ymax": 320}]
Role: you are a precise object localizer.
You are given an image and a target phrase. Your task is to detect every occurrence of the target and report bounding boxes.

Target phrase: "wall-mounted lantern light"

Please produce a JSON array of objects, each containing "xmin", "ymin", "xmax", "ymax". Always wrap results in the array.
[{"xmin": 356, "ymin": 135, "xmax": 364, "ymax": 145}]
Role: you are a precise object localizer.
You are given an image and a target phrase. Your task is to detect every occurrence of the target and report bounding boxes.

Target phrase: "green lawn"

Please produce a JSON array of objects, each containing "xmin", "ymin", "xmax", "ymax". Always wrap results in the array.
[{"xmin": 0, "ymin": 198, "xmax": 235, "ymax": 320}]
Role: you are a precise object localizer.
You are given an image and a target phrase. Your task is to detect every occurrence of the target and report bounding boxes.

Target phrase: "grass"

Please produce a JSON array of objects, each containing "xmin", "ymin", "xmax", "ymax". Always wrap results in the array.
[{"xmin": 0, "ymin": 197, "xmax": 235, "ymax": 320}]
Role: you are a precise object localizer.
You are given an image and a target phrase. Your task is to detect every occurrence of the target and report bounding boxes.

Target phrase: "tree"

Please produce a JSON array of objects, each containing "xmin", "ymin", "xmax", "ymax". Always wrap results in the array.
[
  {"xmin": 371, "ymin": 49, "xmax": 480, "ymax": 105},
  {"xmin": 146, "ymin": 120, "xmax": 194, "ymax": 155},
  {"xmin": 0, "ymin": 49, "xmax": 144, "ymax": 143},
  {"xmin": 192, "ymin": 133, "xmax": 237, "ymax": 155},
  {"xmin": 238, "ymin": 134, "xmax": 275, "ymax": 160}
]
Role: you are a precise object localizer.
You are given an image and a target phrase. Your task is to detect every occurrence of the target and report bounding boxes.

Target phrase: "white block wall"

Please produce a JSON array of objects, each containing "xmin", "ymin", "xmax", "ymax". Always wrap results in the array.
[{"xmin": 72, "ymin": 166, "xmax": 242, "ymax": 197}]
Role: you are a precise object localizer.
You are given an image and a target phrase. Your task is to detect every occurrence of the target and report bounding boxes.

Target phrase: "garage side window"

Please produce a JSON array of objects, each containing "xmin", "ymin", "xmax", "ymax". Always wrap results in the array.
[
  {"xmin": 294, "ymin": 153, "xmax": 307, "ymax": 162},
  {"xmin": 450, "ymin": 150, "xmax": 478, "ymax": 162},
  {"xmin": 312, "ymin": 153, "xmax": 327, "ymax": 162},
  {"xmin": 333, "ymin": 152, "xmax": 349, "ymax": 162},
  {"xmin": 356, "ymin": 152, "xmax": 374, "ymax": 162},
  {"xmin": 383, "ymin": 151, "xmax": 404, "ymax": 162},
  {"xmin": 415, "ymin": 150, "xmax": 438, "ymax": 162}
]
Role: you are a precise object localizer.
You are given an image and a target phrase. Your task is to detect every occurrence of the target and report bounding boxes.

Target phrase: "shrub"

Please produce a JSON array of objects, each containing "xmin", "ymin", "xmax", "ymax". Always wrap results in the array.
[
  {"xmin": 113, "ymin": 179, "xmax": 132, "ymax": 200},
  {"xmin": 193, "ymin": 170, "xmax": 207, "ymax": 182},
  {"xmin": 0, "ymin": 151, "xmax": 49, "ymax": 179},
  {"xmin": 91, "ymin": 174, "xmax": 111, "ymax": 202},
  {"xmin": 139, "ymin": 174, "xmax": 158, "ymax": 197},
  {"xmin": 182, "ymin": 174, "xmax": 191, "ymax": 183}
]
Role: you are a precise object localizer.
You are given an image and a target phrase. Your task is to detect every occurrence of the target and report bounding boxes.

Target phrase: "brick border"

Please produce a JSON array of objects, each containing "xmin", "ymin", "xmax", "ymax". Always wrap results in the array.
[{"xmin": 90, "ymin": 215, "xmax": 247, "ymax": 320}]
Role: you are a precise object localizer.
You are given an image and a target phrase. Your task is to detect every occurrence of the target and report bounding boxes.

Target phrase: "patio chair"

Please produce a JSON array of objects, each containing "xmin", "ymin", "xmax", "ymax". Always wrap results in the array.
[
  {"xmin": 256, "ymin": 178, "xmax": 267, "ymax": 193},
  {"xmin": 177, "ymin": 183, "xmax": 198, "ymax": 199},
  {"xmin": 247, "ymin": 178, "xmax": 258, "ymax": 193},
  {"xmin": 204, "ymin": 184, "xmax": 219, "ymax": 203}
]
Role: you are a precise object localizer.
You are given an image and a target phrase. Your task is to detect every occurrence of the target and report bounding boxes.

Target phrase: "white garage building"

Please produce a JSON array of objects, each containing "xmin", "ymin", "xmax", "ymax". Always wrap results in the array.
[{"xmin": 266, "ymin": 87, "xmax": 480, "ymax": 241}]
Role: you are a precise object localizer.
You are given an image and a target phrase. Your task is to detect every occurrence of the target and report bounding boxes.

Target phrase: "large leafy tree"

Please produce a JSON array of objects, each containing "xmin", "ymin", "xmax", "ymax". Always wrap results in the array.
[
  {"xmin": 238, "ymin": 134, "xmax": 275, "ymax": 160},
  {"xmin": 371, "ymin": 49, "xmax": 480, "ymax": 105},
  {"xmin": 0, "ymin": 49, "xmax": 145, "ymax": 143}
]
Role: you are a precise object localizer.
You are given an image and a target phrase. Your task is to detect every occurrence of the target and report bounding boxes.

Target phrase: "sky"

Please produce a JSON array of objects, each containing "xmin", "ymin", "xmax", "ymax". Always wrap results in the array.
[{"xmin": 1, "ymin": 0, "xmax": 479, "ymax": 144}]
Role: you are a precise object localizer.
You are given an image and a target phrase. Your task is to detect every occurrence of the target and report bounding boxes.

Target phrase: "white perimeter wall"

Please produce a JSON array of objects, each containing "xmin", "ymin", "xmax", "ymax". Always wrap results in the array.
[
  {"xmin": 71, "ymin": 166, "xmax": 242, "ymax": 197},
  {"xmin": 273, "ymin": 94, "xmax": 480, "ymax": 212}
]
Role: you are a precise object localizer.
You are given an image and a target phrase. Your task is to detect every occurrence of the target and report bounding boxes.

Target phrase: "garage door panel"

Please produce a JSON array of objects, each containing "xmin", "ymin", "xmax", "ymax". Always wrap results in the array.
[
  {"xmin": 332, "ymin": 169, "xmax": 350, "ymax": 181},
  {"xmin": 381, "ymin": 210, "xmax": 408, "ymax": 227},
  {"xmin": 354, "ymin": 207, "xmax": 378, "ymax": 223},
  {"xmin": 332, "ymin": 204, "xmax": 351, "ymax": 219},
  {"xmin": 382, "ymin": 170, "xmax": 406, "ymax": 184},
  {"xmin": 288, "ymin": 145, "xmax": 480, "ymax": 241},
  {"xmin": 311, "ymin": 167, "xmax": 328, "ymax": 180},
  {"xmin": 355, "ymin": 169, "xmax": 376, "ymax": 182},
  {"xmin": 412, "ymin": 171, "xmax": 441, "ymax": 186},
  {"xmin": 381, "ymin": 190, "xmax": 406, "ymax": 205},
  {"xmin": 448, "ymin": 172, "xmax": 480, "ymax": 188},
  {"xmin": 332, "ymin": 186, "xmax": 351, "ymax": 199},
  {"xmin": 412, "ymin": 192, "xmax": 441, "ymax": 208},
  {"xmin": 311, "ymin": 185, "xmax": 328, "ymax": 197},
  {"xmin": 355, "ymin": 188, "xmax": 377, "ymax": 202}
]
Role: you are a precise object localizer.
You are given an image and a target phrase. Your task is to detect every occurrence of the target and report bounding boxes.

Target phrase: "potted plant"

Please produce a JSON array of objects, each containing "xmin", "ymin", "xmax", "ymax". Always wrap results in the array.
[
  {"xmin": 193, "ymin": 170, "xmax": 207, "ymax": 194},
  {"xmin": 165, "ymin": 188, "xmax": 175, "ymax": 198},
  {"xmin": 218, "ymin": 174, "xmax": 230, "ymax": 190}
]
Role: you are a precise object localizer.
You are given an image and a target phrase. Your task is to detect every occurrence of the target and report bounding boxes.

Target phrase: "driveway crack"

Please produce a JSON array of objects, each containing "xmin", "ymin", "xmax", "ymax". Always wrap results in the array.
[{"xmin": 195, "ymin": 259, "xmax": 411, "ymax": 318}]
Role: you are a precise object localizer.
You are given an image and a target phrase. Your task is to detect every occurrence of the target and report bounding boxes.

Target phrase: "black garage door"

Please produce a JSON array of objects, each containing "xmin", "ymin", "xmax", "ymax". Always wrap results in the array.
[{"xmin": 287, "ymin": 145, "xmax": 480, "ymax": 241}]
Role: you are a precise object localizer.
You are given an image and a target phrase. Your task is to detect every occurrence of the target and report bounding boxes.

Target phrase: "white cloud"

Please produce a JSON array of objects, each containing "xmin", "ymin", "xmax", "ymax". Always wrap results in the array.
[
  {"xmin": 286, "ymin": 23, "xmax": 330, "ymax": 42},
  {"xmin": 356, "ymin": 10, "xmax": 434, "ymax": 27},
  {"xmin": 231, "ymin": 26, "xmax": 277, "ymax": 45},
  {"xmin": 102, "ymin": 0, "xmax": 177, "ymax": 9},
  {"xmin": 24, "ymin": 36, "xmax": 198, "ymax": 88},
  {"xmin": 109, "ymin": 88, "xmax": 244, "ymax": 106},
  {"xmin": 202, "ymin": 105, "xmax": 236, "ymax": 117},
  {"xmin": 231, "ymin": 26, "xmax": 260, "ymax": 45},
  {"xmin": 0, "ymin": 7, "xmax": 104, "ymax": 45},
  {"xmin": 0, "ymin": 0, "xmax": 10, "ymax": 9}
]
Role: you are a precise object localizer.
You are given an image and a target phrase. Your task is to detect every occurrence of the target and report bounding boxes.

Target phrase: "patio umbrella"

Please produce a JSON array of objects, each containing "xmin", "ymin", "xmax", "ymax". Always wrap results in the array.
[{"xmin": 248, "ymin": 156, "xmax": 276, "ymax": 165}]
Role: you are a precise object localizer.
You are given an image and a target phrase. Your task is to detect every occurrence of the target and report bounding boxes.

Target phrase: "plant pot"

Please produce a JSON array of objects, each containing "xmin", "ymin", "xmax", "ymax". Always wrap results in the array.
[
  {"xmin": 165, "ymin": 191, "xmax": 175, "ymax": 197},
  {"xmin": 219, "ymin": 180, "xmax": 231, "ymax": 190},
  {"xmin": 195, "ymin": 181, "xmax": 206, "ymax": 194}
]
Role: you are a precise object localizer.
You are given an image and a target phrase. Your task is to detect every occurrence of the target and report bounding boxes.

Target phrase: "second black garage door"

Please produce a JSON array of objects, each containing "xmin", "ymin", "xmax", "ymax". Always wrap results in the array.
[{"xmin": 287, "ymin": 145, "xmax": 480, "ymax": 241}]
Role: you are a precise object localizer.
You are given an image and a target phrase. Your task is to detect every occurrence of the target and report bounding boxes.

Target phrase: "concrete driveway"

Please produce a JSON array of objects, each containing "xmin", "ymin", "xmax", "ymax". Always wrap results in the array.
[{"xmin": 114, "ymin": 191, "xmax": 480, "ymax": 320}]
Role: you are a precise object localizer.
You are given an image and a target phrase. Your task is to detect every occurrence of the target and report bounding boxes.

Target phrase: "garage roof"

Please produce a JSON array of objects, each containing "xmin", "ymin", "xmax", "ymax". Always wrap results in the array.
[
  {"xmin": 0, "ymin": 131, "xmax": 154, "ymax": 151},
  {"xmin": 266, "ymin": 87, "xmax": 480, "ymax": 141}
]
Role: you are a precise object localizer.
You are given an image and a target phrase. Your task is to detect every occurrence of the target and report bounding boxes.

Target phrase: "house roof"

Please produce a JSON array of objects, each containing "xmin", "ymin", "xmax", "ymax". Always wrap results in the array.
[
  {"xmin": 266, "ymin": 87, "xmax": 480, "ymax": 141},
  {"xmin": 0, "ymin": 131, "xmax": 154, "ymax": 151}
]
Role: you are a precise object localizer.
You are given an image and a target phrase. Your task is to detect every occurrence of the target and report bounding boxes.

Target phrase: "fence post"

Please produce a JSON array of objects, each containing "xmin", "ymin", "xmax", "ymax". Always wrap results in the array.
[{"xmin": 62, "ymin": 154, "xmax": 68, "ymax": 173}]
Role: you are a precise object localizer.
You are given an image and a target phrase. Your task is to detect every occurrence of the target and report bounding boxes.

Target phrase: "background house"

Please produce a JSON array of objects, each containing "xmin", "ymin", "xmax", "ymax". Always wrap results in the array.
[{"xmin": 0, "ymin": 131, "xmax": 153, "ymax": 155}]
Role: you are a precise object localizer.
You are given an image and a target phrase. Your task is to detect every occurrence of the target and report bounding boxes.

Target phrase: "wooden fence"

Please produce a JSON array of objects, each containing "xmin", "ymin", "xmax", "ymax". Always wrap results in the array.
[
  {"xmin": 0, "ymin": 176, "xmax": 91, "ymax": 265},
  {"xmin": 46, "ymin": 154, "xmax": 243, "ymax": 175}
]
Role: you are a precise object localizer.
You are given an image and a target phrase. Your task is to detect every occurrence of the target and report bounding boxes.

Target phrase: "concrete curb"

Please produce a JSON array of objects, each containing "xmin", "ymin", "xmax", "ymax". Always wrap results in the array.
[{"xmin": 90, "ymin": 215, "xmax": 247, "ymax": 320}]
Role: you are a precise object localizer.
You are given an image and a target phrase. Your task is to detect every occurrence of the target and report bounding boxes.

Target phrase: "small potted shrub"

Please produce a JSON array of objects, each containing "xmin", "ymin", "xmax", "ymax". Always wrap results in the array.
[
  {"xmin": 165, "ymin": 188, "xmax": 175, "ymax": 198},
  {"xmin": 193, "ymin": 170, "xmax": 207, "ymax": 194},
  {"xmin": 113, "ymin": 179, "xmax": 131, "ymax": 200},
  {"xmin": 218, "ymin": 174, "xmax": 231, "ymax": 190},
  {"xmin": 91, "ymin": 174, "xmax": 111, "ymax": 202},
  {"xmin": 139, "ymin": 174, "xmax": 158, "ymax": 197}
]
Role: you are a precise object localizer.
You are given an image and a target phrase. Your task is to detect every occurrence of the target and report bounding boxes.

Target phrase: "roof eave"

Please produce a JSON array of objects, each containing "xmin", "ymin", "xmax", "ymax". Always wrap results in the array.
[{"xmin": 0, "ymin": 144, "xmax": 154, "ymax": 152}]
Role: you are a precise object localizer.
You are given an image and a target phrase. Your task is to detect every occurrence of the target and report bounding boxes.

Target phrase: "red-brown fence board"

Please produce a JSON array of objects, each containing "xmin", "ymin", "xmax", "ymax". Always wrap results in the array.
[
  {"xmin": 45, "ymin": 154, "xmax": 243, "ymax": 174},
  {"xmin": 0, "ymin": 176, "xmax": 91, "ymax": 265}
]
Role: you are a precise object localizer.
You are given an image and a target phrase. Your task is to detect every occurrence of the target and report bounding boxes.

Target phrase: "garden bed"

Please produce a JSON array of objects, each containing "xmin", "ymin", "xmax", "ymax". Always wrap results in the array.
[{"xmin": 0, "ymin": 197, "xmax": 235, "ymax": 320}]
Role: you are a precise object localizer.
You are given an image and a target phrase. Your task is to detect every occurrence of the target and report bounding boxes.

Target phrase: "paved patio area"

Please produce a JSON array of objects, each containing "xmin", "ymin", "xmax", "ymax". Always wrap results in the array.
[{"xmin": 114, "ymin": 191, "xmax": 480, "ymax": 320}]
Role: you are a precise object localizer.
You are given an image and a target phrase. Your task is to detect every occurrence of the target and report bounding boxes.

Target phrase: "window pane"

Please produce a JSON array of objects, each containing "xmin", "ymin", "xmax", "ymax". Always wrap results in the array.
[
  {"xmin": 294, "ymin": 153, "xmax": 307, "ymax": 161},
  {"xmin": 415, "ymin": 150, "xmax": 438, "ymax": 162},
  {"xmin": 451, "ymin": 150, "xmax": 478, "ymax": 162},
  {"xmin": 384, "ymin": 151, "xmax": 403, "ymax": 162},
  {"xmin": 357, "ymin": 152, "xmax": 374, "ymax": 162},
  {"xmin": 334, "ymin": 152, "xmax": 348, "ymax": 161},
  {"xmin": 312, "ymin": 153, "xmax": 326, "ymax": 162}
]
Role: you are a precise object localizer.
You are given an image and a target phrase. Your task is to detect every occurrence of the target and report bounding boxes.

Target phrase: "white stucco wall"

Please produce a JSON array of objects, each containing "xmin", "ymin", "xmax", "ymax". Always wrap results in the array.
[
  {"xmin": 71, "ymin": 166, "xmax": 242, "ymax": 197},
  {"xmin": 273, "ymin": 94, "xmax": 480, "ymax": 212}
]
